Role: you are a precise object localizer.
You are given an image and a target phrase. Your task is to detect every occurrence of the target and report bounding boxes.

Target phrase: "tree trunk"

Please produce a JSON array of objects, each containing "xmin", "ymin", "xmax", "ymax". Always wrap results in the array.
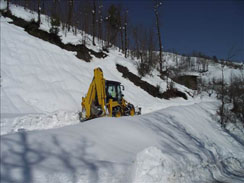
[
  {"xmin": 7, "ymin": 0, "xmax": 10, "ymax": 12},
  {"xmin": 37, "ymin": 0, "xmax": 41, "ymax": 26},
  {"xmin": 98, "ymin": 0, "xmax": 103, "ymax": 45},
  {"xmin": 124, "ymin": 10, "xmax": 128, "ymax": 58},
  {"xmin": 120, "ymin": 27, "xmax": 124, "ymax": 53},
  {"xmin": 220, "ymin": 64, "xmax": 225, "ymax": 125},
  {"xmin": 67, "ymin": 0, "xmax": 73, "ymax": 31},
  {"xmin": 154, "ymin": 8, "xmax": 163, "ymax": 72},
  {"xmin": 41, "ymin": 0, "xmax": 45, "ymax": 14},
  {"xmin": 92, "ymin": 0, "xmax": 96, "ymax": 46},
  {"xmin": 24, "ymin": 0, "xmax": 28, "ymax": 9}
]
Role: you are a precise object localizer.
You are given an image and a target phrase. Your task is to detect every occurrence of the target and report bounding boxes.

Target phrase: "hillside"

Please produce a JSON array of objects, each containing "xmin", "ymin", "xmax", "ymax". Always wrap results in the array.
[
  {"xmin": 1, "ymin": 4, "xmax": 202, "ymax": 135},
  {"xmin": 1, "ymin": 2, "xmax": 244, "ymax": 183}
]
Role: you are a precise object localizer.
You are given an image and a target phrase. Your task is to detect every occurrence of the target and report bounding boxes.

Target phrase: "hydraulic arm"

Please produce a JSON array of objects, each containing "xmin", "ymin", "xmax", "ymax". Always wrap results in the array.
[{"xmin": 81, "ymin": 68, "xmax": 106, "ymax": 119}]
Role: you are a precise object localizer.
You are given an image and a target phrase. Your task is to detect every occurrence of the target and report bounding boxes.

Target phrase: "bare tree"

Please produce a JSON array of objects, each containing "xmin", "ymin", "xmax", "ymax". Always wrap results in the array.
[
  {"xmin": 7, "ymin": 0, "xmax": 10, "ymax": 12},
  {"xmin": 98, "ymin": 0, "xmax": 104, "ymax": 45},
  {"xmin": 67, "ymin": 0, "xmax": 74, "ymax": 31},
  {"xmin": 51, "ymin": 0, "xmax": 58, "ymax": 20},
  {"xmin": 219, "ymin": 59, "xmax": 225, "ymax": 125},
  {"xmin": 105, "ymin": 4, "xmax": 120, "ymax": 47},
  {"xmin": 118, "ymin": 7, "xmax": 128, "ymax": 57},
  {"xmin": 132, "ymin": 25, "xmax": 140, "ymax": 59},
  {"xmin": 136, "ymin": 27, "xmax": 158, "ymax": 77},
  {"xmin": 124, "ymin": 9, "xmax": 128, "ymax": 58},
  {"xmin": 24, "ymin": 0, "xmax": 29, "ymax": 9},
  {"xmin": 186, "ymin": 56, "xmax": 191, "ymax": 70},
  {"xmin": 153, "ymin": 0, "xmax": 163, "ymax": 73},
  {"xmin": 49, "ymin": 0, "xmax": 60, "ymax": 35},
  {"xmin": 148, "ymin": 28, "xmax": 155, "ymax": 64},
  {"xmin": 41, "ymin": 0, "xmax": 45, "ymax": 14},
  {"xmin": 92, "ymin": 0, "xmax": 97, "ymax": 46},
  {"xmin": 218, "ymin": 46, "xmax": 238, "ymax": 126},
  {"xmin": 37, "ymin": 0, "xmax": 41, "ymax": 26},
  {"xmin": 119, "ymin": 29, "xmax": 124, "ymax": 52}
]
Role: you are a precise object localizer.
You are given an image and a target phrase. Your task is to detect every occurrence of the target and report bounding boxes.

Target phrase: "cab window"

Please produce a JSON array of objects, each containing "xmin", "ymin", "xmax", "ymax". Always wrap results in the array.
[
  {"xmin": 117, "ymin": 85, "xmax": 122, "ymax": 101},
  {"xmin": 107, "ymin": 85, "xmax": 116, "ymax": 98}
]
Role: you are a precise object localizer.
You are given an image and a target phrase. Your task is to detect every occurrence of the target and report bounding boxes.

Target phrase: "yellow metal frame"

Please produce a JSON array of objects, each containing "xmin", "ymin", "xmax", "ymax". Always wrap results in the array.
[
  {"xmin": 82, "ymin": 68, "xmax": 106, "ymax": 119},
  {"xmin": 81, "ymin": 68, "xmax": 135, "ymax": 120}
]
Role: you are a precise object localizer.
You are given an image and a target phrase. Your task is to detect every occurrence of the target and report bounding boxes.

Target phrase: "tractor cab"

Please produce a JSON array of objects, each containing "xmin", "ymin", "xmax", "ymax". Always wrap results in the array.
[{"xmin": 105, "ymin": 80, "xmax": 124, "ymax": 103}]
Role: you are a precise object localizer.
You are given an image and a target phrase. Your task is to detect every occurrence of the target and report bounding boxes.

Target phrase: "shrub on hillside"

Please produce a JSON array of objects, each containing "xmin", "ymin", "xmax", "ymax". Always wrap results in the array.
[
  {"xmin": 136, "ymin": 52, "xmax": 158, "ymax": 77},
  {"xmin": 49, "ymin": 17, "xmax": 60, "ymax": 35},
  {"xmin": 137, "ymin": 61, "xmax": 152, "ymax": 77},
  {"xmin": 215, "ymin": 76, "xmax": 244, "ymax": 127}
]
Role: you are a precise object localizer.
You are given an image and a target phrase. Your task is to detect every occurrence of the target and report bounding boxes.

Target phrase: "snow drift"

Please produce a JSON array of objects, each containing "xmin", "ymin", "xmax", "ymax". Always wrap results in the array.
[{"xmin": 1, "ymin": 102, "xmax": 244, "ymax": 183}]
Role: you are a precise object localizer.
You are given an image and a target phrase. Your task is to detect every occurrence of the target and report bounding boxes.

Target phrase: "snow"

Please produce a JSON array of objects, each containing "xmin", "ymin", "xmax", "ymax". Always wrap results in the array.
[
  {"xmin": 134, "ymin": 146, "xmax": 169, "ymax": 183},
  {"xmin": 1, "ymin": 2, "xmax": 244, "ymax": 183},
  {"xmin": 2, "ymin": 101, "xmax": 244, "ymax": 183},
  {"xmin": 1, "ymin": 111, "xmax": 79, "ymax": 135},
  {"xmin": 202, "ymin": 62, "xmax": 244, "ymax": 84},
  {"xmin": 3, "ymin": 2, "xmax": 103, "ymax": 52},
  {"xmin": 0, "ymin": 0, "xmax": 6, "ymax": 10},
  {"xmin": 0, "ymin": 14, "xmax": 203, "ymax": 135}
]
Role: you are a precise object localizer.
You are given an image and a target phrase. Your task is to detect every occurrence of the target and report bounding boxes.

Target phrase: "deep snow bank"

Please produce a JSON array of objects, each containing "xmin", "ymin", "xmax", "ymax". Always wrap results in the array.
[
  {"xmin": 134, "ymin": 146, "xmax": 172, "ymax": 183},
  {"xmin": 1, "ymin": 101, "xmax": 244, "ymax": 183},
  {"xmin": 134, "ymin": 146, "xmax": 244, "ymax": 183},
  {"xmin": 1, "ymin": 111, "xmax": 79, "ymax": 135}
]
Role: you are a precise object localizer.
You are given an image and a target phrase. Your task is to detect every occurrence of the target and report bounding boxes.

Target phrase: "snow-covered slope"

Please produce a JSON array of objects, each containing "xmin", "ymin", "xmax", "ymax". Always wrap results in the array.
[
  {"xmin": 1, "ymin": 15, "xmax": 200, "ymax": 135},
  {"xmin": 1, "ymin": 2, "xmax": 244, "ymax": 183}
]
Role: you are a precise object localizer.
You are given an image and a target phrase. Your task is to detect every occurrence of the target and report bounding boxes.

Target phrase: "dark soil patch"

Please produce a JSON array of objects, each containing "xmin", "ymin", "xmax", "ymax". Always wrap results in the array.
[
  {"xmin": 1, "ymin": 10, "xmax": 107, "ymax": 62},
  {"xmin": 1, "ymin": 10, "xmax": 29, "ymax": 26},
  {"xmin": 172, "ymin": 75, "xmax": 198, "ymax": 90},
  {"xmin": 162, "ymin": 88, "xmax": 187, "ymax": 100},
  {"xmin": 116, "ymin": 64, "xmax": 187, "ymax": 100}
]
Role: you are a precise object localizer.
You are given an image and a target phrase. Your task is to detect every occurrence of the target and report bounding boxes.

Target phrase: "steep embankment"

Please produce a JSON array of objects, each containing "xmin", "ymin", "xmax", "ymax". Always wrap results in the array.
[
  {"xmin": 1, "ymin": 9, "xmax": 189, "ymax": 101},
  {"xmin": 1, "ymin": 10, "xmax": 107, "ymax": 62}
]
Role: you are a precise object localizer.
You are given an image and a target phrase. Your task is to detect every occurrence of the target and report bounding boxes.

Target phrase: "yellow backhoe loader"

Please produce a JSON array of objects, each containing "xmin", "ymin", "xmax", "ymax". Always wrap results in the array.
[{"xmin": 80, "ymin": 67, "xmax": 141, "ymax": 121}]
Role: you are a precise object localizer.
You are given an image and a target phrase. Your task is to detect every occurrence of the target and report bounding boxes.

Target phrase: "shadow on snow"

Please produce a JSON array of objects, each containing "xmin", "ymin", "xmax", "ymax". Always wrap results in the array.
[{"xmin": 0, "ymin": 131, "xmax": 118, "ymax": 183}]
